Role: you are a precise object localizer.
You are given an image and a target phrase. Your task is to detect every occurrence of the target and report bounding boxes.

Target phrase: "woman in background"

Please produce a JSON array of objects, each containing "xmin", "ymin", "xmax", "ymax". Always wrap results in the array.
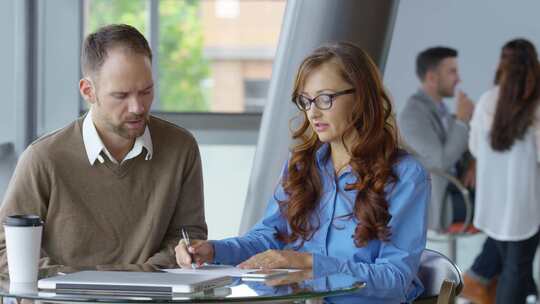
[
  {"xmin": 469, "ymin": 38, "xmax": 540, "ymax": 304},
  {"xmin": 176, "ymin": 42, "xmax": 430, "ymax": 303}
]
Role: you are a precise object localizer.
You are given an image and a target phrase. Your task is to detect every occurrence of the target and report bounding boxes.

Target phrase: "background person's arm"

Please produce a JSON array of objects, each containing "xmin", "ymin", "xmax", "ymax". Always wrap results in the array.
[
  {"xmin": 469, "ymin": 88, "xmax": 497, "ymax": 159},
  {"xmin": 535, "ymin": 107, "xmax": 540, "ymax": 163}
]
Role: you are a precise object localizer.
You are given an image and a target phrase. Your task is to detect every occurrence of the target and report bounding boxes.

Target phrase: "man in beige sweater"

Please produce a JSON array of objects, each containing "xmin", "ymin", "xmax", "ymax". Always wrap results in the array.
[{"xmin": 0, "ymin": 24, "xmax": 207, "ymax": 270}]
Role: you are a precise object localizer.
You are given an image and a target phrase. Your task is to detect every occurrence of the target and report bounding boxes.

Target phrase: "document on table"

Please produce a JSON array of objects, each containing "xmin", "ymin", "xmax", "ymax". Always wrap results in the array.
[{"xmin": 163, "ymin": 264, "xmax": 300, "ymax": 277}]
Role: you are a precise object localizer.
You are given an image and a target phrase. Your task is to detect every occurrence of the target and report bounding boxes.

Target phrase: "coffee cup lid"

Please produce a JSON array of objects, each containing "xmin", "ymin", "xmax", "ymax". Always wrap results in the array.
[{"xmin": 3, "ymin": 215, "xmax": 43, "ymax": 227}]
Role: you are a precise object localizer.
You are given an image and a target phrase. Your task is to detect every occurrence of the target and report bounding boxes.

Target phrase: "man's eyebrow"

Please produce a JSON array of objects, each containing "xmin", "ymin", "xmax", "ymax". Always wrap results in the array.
[
  {"xmin": 141, "ymin": 84, "xmax": 154, "ymax": 91},
  {"xmin": 110, "ymin": 91, "xmax": 128, "ymax": 95}
]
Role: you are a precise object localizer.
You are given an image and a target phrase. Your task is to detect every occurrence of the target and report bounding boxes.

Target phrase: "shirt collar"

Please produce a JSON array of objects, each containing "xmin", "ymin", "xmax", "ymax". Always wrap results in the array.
[
  {"xmin": 82, "ymin": 110, "xmax": 153, "ymax": 165},
  {"xmin": 417, "ymin": 88, "xmax": 444, "ymax": 108},
  {"xmin": 416, "ymin": 88, "xmax": 437, "ymax": 103},
  {"xmin": 435, "ymin": 101, "xmax": 449, "ymax": 117},
  {"xmin": 315, "ymin": 143, "xmax": 331, "ymax": 164},
  {"xmin": 315, "ymin": 143, "xmax": 353, "ymax": 177}
]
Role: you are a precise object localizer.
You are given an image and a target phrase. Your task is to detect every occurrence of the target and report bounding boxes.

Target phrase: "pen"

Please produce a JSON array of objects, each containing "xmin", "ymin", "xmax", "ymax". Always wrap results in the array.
[{"xmin": 181, "ymin": 228, "xmax": 196, "ymax": 269}]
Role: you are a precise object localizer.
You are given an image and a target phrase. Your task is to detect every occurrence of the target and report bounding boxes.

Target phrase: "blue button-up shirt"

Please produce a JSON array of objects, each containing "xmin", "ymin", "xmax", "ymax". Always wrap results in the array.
[{"xmin": 212, "ymin": 144, "xmax": 430, "ymax": 303}]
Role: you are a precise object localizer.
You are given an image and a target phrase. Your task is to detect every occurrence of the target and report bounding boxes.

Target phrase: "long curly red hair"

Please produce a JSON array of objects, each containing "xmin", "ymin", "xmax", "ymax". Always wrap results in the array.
[{"xmin": 276, "ymin": 42, "xmax": 401, "ymax": 247}]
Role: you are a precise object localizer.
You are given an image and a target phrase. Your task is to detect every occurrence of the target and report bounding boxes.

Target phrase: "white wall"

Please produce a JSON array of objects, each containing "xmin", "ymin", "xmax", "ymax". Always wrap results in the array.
[
  {"xmin": 199, "ymin": 145, "xmax": 255, "ymax": 240},
  {"xmin": 385, "ymin": 0, "xmax": 540, "ymax": 113}
]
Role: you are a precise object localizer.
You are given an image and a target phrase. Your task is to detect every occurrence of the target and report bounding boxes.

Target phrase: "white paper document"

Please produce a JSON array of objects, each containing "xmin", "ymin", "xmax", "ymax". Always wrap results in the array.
[{"xmin": 163, "ymin": 264, "xmax": 300, "ymax": 277}]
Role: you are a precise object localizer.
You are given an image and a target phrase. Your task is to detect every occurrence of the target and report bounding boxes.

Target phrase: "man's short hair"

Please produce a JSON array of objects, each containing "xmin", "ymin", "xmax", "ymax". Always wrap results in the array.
[
  {"xmin": 81, "ymin": 24, "xmax": 152, "ymax": 77},
  {"xmin": 416, "ymin": 47, "xmax": 457, "ymax": 81}
]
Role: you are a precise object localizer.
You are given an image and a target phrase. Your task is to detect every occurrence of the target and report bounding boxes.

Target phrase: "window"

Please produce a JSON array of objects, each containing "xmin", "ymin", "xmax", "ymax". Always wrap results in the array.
[
  {"xmin": 84, "ymin": 0, "xmax": 285, "ymax": 114},
  {"xmin": 244, "ymin": 79, "xmax": 270, "ymax": 113}
]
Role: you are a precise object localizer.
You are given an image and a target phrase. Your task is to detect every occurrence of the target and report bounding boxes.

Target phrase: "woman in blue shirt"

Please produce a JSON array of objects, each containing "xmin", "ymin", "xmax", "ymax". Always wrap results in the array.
[{"xmin": 176, "ymin": 42, "xmax": 430, "ymax": 303}]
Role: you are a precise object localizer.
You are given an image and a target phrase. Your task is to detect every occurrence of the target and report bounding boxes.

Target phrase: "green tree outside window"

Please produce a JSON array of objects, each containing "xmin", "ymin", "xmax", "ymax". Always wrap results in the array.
[{"xmin": 87, "ymin": 0, "xmax": 210, "ymax": 112}]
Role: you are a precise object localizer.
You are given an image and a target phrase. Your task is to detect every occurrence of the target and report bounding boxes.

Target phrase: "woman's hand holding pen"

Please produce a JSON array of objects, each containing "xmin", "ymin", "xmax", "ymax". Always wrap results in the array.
[
  {"xmin": 175, "ymin": 239, "xmax": 214, "ymax": 268},
  {"xmin": 238, "ymin": 250, "xmax": 313, "ymax": 270}
]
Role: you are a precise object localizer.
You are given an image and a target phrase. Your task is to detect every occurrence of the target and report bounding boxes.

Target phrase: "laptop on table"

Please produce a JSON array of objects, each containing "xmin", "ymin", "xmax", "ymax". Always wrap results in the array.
[{"xmin": 38, "ymin": 270, "xmax": 232, "ymax": 295}]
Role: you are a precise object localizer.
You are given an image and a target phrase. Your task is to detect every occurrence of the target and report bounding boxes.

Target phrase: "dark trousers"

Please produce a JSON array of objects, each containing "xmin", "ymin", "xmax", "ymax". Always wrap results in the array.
[
  {"xmin": 494, "ymin": 230, "xmax": 540, "ymax": 304},
  {"xmin": 470, "ymin": 237, "xmax": 537, "ymax": 294},
  {"xmin": 450, "ymin": 186, "xmax": 505, "ymax": 286},
  {"xmin": 470, "ymin": 237, "xmax": 502, "ymax": 281},
  {"xmin": 448, "ymin": 183, "xmax": 470, "ymax": 222}
]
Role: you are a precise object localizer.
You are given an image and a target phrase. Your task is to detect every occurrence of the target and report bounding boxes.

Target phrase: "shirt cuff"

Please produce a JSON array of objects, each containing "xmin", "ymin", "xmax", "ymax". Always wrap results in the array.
[
  {"xmin": 455, "ymin": 119, "xmax": 469, "ymax": 130},
  {"xmin": 312, "ymin": 253, "xmax": 341, "ymax": 277},
  {"xmin": 210, "ymin": 240, "xmax": 231, "ymax": 265}
]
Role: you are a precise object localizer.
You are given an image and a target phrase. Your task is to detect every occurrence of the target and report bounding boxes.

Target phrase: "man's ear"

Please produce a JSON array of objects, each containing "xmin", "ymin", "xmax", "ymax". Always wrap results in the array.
[
  {"xmin": 424, "ymin": 69, "xmax": 438, "ymax": 86},
  {"xmin": 79, "ymin": 78, "xmax": 96, "ymax": 105}
]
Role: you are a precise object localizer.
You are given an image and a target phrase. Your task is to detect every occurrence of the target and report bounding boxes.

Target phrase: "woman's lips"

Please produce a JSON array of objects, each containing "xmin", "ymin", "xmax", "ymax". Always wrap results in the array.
[{"xmin": 314, "ymin": 122, "xmax": 329, "ymax": 132}]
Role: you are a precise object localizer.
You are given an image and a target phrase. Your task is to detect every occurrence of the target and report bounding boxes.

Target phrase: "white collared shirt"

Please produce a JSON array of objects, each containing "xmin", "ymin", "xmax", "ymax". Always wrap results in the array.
[
  {"xmin": 470, "ymin": 86, "xmax": 540, "ymax": 241},
  {"xmin": 82, "ymin": 110, "xmax": 153, "ymax": 165}
]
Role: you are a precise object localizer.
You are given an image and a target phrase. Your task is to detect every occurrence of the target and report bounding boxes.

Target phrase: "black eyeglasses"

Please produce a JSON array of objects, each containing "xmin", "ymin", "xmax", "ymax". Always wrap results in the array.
[{"xmin": 292, "ymin": 88, "xmax": 355, "ymax": 111}]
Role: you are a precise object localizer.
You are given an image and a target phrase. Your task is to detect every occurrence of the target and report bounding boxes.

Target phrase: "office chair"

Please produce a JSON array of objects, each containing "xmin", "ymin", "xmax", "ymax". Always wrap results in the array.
[
  {"xmin": 0, "ymin": 143, "xmax": 17, "ymax": 204},
  {"xmin": 414, "ymin": 248, "xmax": 463, "ymax": 304},
  {"xmin": 427, "ymin": 167, "xmax": 477, "ymax": 262}
]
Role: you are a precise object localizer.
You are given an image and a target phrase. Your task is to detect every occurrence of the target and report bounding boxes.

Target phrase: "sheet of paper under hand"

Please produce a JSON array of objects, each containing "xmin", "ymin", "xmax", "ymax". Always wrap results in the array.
[{"xmin": 163, "ymin": 264, "xmax": 300, "ymax": 277}]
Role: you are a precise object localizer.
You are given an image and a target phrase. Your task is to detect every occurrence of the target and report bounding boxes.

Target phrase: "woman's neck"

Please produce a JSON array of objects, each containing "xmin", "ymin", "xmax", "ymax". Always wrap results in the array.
[{"xmin": 330, "ymin": 141, "xmax": 351, "ymax": 175}]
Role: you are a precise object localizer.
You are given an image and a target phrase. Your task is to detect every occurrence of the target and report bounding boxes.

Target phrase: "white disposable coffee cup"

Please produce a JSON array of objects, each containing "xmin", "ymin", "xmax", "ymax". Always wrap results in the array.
[
  {"xmin": 3, "ymin": 215, "xmax": 43, "ymax": 283},
  {"xmin": 9, "ymin": 282, "xmax": 38, "ymax": 294}
]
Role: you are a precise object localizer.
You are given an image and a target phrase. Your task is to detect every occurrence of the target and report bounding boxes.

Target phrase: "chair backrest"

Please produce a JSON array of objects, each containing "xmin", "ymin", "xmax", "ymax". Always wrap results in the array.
[
  {"xmin": 417, "ymin": 248, "xmax": 463, "ymax": 303},
  {"xmin": 0, "ymin": 143, "xmax": 17, "ymax": 204},
  {"xmin": 428, "ymin": 167, "xmax": 473, "ymax": 233}
]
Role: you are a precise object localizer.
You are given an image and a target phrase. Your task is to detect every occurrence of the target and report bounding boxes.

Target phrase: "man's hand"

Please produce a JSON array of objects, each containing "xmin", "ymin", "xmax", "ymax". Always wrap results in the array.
[
  {"xmin": 175, "ymin": 239, "xmax": 214, "ymax": 268},
  {"xmin": 456, "ymin": 91, "xmax": 475, "ymax": 123},
  {"xmin": 462, "ymin": 160, "xmax": 476, "ymax": 188},
  {"xmin": 237, "ymin": 250, "xmax": 312, "ymax": 270}
]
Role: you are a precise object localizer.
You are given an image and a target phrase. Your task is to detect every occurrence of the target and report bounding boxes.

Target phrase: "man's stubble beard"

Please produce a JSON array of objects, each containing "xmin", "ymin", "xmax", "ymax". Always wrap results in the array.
[
  {"xmin": 110, "ymin": 115, "xmax": 148, "ymax": 140},
  {"xmin": 95, "ymin": 95, "xmax": 148, "ymax": 140}
]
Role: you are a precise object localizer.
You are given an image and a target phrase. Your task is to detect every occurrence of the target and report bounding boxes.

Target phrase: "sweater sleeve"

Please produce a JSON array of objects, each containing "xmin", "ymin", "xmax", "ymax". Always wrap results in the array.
[
  {"xmin": 145, "ymin": 139, "xmax": 207, "ymax": 267},
  {"xmin": 0, "ymin": 145, "xmax": 58, "ymax": 272}
]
